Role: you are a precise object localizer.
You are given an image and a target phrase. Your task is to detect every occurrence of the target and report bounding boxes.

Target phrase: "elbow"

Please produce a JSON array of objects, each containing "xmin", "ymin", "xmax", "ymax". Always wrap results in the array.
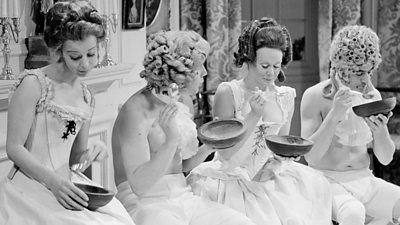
[
  {"xmin": 128, "ymin": 180, "xmax": 148, "ymax": 198},
  {"xmin": 378, "ymin": 154, "xmax": 393, "ymax": 166},
  {"xmin": 303, "ymin": 149, "xmax": 321, "ymax": 166},
  {"xmin": 5, "ymin": 143, "xmax": 17, "ymax": 163},
  {"xmin": 375, "ymin": 144, "xmax": 396, "ymax": 166},
  {"xmin": 182, "ymin": 166, "xmax": 190, "ymax": 174},
  {"xmin": 303, "ymin": 153, "xmax": 315, "ymax": 166}
]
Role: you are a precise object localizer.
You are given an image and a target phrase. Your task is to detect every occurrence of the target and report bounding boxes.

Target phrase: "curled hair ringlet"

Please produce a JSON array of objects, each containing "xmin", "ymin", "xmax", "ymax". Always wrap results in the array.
[
  {"xmin": 44, "ymin": 1, "xmax": 106, "ymax": 51},
  {"xmin": 234, "ymin": 17, "xmax": 293, "ymax": 82},
  {"xmin": 140, "ymin": 30, "xmax": 210, "ymax": 93}
]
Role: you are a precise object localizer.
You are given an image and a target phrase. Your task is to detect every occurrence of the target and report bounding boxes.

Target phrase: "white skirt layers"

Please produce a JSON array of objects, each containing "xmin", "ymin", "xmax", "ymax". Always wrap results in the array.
[
  {"xmin": 189, "ymin": 160, "xmax": 333, "ymax": 225},
  {"xmin": 116, "ymin": 173, "xmax": 256, "ymax": 225},
  {"xmin": 0, "ymin": 169, "xmax": 135, "ymax": 225}
]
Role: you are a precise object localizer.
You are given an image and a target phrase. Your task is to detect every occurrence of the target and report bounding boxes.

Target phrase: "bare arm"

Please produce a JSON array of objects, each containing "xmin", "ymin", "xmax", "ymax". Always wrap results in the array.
[
  {"xmin": 6, "ymin": 76, "xmax": 58, "ymax": 186},
  {"xmin": 212, "ymin": 84, "xmax": 262, "ymax": 166},
  {"xmin": 278, "ymin": 93, "xmax": 295, "ymax": 135},
  {"xmin": 182, "ymin": 144, "xmax": 215, "ymax": 173},
  {"xmin": 366, "ymin": 113, "xmax": 395, "ymax": 165},
  {"xmin": 70, "ymin": 119, "xmax": 109, "ymax": 170},
  {"xmin": 70, "ymin": 120, "xmax": 90, "ymax": 166},
  {"xmin": 301, "ymin": 87, "xmax": 351, "ymax": 165},
  {"xmin": 362, "ymin": 91, "xmax": 395, "ymax": 165},
  {"xmin": 117, "ymin": 100, "xmax": 179, "ymax": 197},
  {"xmin": 7, "ymin": 76, "xmax": 88, "ymax": 210}
]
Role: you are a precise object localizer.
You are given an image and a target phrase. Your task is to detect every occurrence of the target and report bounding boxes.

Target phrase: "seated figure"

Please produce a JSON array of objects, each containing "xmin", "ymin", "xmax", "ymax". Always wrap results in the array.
[
  {"xmin": 0, "ymin": 1, "xmax": 134, "ymax": 224},
  {"xmin": 301, "ymin": 25, "xmax": 400, "ymax": 225},
  {"xmin": 112, "ymin": 30, "xmax": 256, "ymax": 225},
  {"xmin": 187, "ymin": 17, "xmax": 333, "ymax": 225}
]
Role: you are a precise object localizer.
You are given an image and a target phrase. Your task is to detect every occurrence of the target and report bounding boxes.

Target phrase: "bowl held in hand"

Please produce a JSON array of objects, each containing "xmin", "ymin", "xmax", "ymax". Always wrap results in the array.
[
  {"xmin": 265, "ymin": 135, "xmax": 313, "ymax": 157},
  {"xmin": 198, "ymin": 119, "xmax": 247, "ymax": 149},
  {"xmin": 352, "ymin": 97, "xmax": 396, "ymax": 117},
  {"xmin": 74, "ymin": 183, "xmax": 114, "ymax": 210}
]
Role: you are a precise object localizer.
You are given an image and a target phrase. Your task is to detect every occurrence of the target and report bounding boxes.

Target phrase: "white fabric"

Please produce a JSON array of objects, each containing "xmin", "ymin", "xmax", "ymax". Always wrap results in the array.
[
  {"xmin": 151, "ymin": 90, "xmax": 198, "ymax": 159},
  {"xmin": 334, "ymin": 77, "xmax": 376, "ymax": 146},
  {"xmin": 320, "ymin": 168, "xmax": 400, "ymax": 223},
  {"xmin": 0, "ymin": 70, "xmax": 134, "ymax": 225},
  {"xmin": 116, "ymin": 174, "xmax": 255, "ymax": 225},
  {"xmin": 174, "ymin": 102, "xmax": 199, "ymax": 159},
  {"xmin": 335, "ymin": 89, "xmax": 375, "ymax": 146},
  {"xmin": 188, "ymin": 80, "xmax": 333, "ymax": 225}
]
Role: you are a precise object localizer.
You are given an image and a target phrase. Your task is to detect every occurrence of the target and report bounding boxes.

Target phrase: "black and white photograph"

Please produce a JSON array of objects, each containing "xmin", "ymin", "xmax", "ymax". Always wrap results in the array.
[{"xmin": 1, "ymin": 1, "xmax": 400, "ymax": 225}]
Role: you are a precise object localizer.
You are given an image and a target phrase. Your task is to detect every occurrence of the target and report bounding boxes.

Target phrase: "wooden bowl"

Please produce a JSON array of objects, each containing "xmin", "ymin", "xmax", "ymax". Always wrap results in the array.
[
  {"xmin": 265, "ymin": 135, "xmax": 313, "ymax": 157},
  {"xmin": 352, "ymin": 97, "xmax": 396, "ymax": 117},
  {"xmin": 74, "ymin": 183, "xmax": 114, "ymax": 210},
  {"xmin": 198, "ymin": 119, "xmax": 247, "ymax": 149}
]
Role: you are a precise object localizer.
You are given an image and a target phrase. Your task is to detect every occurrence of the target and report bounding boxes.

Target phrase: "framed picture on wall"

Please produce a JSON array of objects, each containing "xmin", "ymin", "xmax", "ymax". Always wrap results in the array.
[
  {"xmin": 146, "ymin": 0, "xmax": 170, "ymax": 35},
  {"xmin": 122, "ymin": 0, "xmax": 145, "ymax": 29}
]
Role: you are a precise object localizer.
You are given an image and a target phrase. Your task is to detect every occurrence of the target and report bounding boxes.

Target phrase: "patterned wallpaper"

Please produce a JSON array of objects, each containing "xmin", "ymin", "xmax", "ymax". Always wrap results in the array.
[{"xmin": 180, "ymin": 0, "xmax": 242, "ymax": 91}]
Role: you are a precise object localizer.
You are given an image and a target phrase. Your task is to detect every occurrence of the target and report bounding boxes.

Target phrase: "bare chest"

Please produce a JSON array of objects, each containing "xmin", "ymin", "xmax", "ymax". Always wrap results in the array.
[{"xmin": 147, "ymin": 120, "xmax": 182, "ymax": 161}]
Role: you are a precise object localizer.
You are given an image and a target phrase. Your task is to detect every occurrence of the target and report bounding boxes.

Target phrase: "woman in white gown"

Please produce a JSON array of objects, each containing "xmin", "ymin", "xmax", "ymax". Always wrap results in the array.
[
  {"xmin": 0, "ymin": 1, "xmax": 134, "ymax": 224},
  {"xmin": 188, "ymin": 17, "xmax": 333, "ymax": 225}
]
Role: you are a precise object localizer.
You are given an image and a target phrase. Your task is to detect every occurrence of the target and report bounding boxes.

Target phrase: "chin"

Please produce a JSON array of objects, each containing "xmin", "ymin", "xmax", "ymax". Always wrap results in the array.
[{"xmin": 77, "ymin": 71, "xmax": 89, "ymax": 77}]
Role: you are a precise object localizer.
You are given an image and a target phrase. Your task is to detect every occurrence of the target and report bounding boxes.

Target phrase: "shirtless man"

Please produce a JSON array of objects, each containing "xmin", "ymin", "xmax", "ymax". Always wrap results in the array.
[
  {"xmin": 111, "ymin": 30, "xmax": 255, "ymax": 225},
  {"xmin": 301, "ymin": 25, "xmax": 400, "ymax": 225}
]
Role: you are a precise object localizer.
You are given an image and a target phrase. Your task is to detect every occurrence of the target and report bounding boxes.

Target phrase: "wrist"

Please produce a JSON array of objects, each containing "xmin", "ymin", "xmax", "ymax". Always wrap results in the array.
[
  {"xmin": 164, "ymin": 138, "xmax": 179, "ymax": 149},
  {"xmin": 41, "ymin": 172, "xmax": 58, "ymax": 190},
  {"xmin": 328, "ymin": 109, "xmax": 343, "ymax": 124},
  {"xmin": 248, "ymin": 110, "xmax": 261, "ymax": 121},
  {"xmin": 201, "ymin": 144, "xmax": 215, "ymax": 155}
]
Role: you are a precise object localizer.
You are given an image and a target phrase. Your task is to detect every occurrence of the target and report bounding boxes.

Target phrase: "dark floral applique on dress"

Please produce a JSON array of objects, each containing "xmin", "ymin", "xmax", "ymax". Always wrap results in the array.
[
  {"xmin": 252, "ymin": 124, "xmax": 269, "ymax": 155},
  {"xmin": 61, "ymin": 120, "xmax": 77, "ymax": 141}
]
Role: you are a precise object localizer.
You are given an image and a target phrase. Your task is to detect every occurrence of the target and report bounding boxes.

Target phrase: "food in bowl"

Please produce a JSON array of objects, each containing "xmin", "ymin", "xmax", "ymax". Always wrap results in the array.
[{"xmin": 265, "ymin": 135, "xmax": 313, "ymax": 157}]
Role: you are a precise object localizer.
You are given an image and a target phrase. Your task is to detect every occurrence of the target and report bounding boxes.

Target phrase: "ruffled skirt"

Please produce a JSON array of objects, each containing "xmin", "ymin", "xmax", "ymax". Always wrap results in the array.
[
  {"xmin": 116, "ymin": 173, "xmax": 255, "ymax": 225},
  {"xmin": 188, "ymin": 160, "xmax": 333, "ymax": 225},
  {"xmin": 0, "ymin": 170, "xmax": 135, "ymax": 225}
]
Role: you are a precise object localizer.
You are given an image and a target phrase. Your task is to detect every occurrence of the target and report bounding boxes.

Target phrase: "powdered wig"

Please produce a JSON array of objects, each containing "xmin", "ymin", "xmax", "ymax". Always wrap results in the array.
[
  {"xmin": 44, "ymin": 0, "xmax": 105, "ymax": 51},
  {"xmin": 234, "ymin": 17, "xmax": 293, "ymax": 82},
  {"xmin": 323, "ymin": 25, "xmax": 381, "ymax": 99},
  {"xmin": 140, "ymin": 30, "xmax": 210, "ymax": 93}
]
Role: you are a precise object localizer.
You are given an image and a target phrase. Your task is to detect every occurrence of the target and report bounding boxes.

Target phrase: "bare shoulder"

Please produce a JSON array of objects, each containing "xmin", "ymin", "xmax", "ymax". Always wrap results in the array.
[
  {"xmin": 213, "ymin": 82, "xmax": 235, "ymax": 118},
  {"xmin": 215, "ymin": 82, "xmax": 234, "ymax": 97},
  {"xmin": 301, "ymin": 80, "xmax": 332, "ymax": 116},
  {"xmin": 10, "ymin": 75, "xmax": 42, "ymax": 104},
  {"xmin": 369, "ymin": 87, "xmax": 382, "ymax": 100},
  {"xmin": 302, "ymin": 80, "xmax": 331, "ymax": 102},
  {"xmin": 116, "ymin": 88, "xmax": 155, "ymax": 127}
]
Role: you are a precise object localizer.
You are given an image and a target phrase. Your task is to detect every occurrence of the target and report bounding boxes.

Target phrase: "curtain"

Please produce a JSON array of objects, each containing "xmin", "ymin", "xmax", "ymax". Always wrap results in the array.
[
  {"xmin": 376, "ymin": 0, "xmax": 400, "ymax": 88},
  {"xmin": 180, "ymin": 0, "xmax": 241, "ymax": 91},
  {"xmin": 376, "ymin": 1, "xmax": 400, "ymax": 138},
  {"xmin": 318, "ymin": 0, "xmax": 361, "ymax": 81}
]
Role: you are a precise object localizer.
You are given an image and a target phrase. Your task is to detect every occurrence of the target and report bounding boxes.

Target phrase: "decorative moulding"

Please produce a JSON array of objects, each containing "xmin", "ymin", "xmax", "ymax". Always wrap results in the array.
[
  {"xmin": 82, "ymin": 63, "xmax": 136, "ymax": 94},
  {"xmin": 0, "ymin": 63, "xmax": 136, "ymax": 111},
  {"xmin": 0, "ymin": 80, "xmax": 16, "ymax": 112}
]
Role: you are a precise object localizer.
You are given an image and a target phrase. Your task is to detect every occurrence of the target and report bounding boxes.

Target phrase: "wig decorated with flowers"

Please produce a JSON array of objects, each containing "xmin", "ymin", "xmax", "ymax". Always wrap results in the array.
[
  {"xmin": 324, "ymin": 25, "xmax": 382, "ymax": 98},
  {"xmin": 140, "ymin": 30, "xmax": 210, "ymax": 93}
]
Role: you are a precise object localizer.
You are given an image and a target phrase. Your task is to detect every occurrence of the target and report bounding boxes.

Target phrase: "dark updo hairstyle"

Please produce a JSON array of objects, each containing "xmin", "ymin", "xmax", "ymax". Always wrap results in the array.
[
  {"xmin": 234, "ymin": 17, "xmax": 293, "ymax": 82},
  {"xmin": 44, "ymin": 0, "xmax": 105, "ymax": 51}
]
